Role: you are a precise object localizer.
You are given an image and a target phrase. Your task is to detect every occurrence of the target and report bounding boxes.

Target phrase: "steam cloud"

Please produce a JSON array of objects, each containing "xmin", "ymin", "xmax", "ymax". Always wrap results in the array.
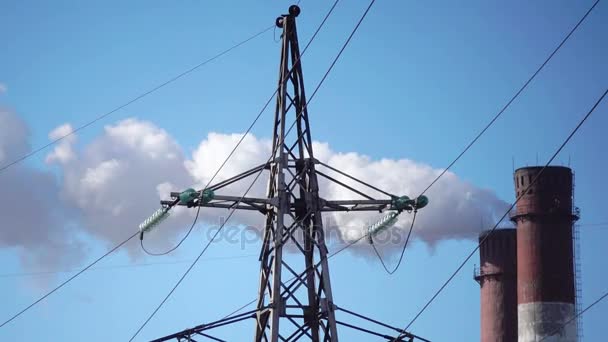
[{"xmin": 0, "ymin": 110, "xmax": 510, "ymax": 271}]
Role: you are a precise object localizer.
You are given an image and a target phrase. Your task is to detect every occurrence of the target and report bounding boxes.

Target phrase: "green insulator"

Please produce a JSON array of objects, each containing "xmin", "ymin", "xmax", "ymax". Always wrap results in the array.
[
  {"xmin": 178, "ymin": 188, "xmax": 198, "ymax": 204},
  {"xmin": 367, "ymin": 211, "xmax": 400, "ymax": 244},
  {"xmin": 139, "ymin": 207, "xmax": 170, "ymax": 234},
  {"xmin": 392, "ymin": 196, "xmax": 415, "ymax": 211},
  {"xmin": 415, "ymin": 195, "xmax": 429, "ymax": 209},
  {"xmin": 201, "ymin": 189, "xmax": 215, "ymax": 204}
]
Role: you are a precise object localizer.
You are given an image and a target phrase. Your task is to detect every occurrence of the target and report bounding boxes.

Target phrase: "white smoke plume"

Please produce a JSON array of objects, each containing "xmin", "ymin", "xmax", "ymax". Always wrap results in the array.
[{"xmin": 0, "ymin": 113, "xmax": 510, "ymax": 270}]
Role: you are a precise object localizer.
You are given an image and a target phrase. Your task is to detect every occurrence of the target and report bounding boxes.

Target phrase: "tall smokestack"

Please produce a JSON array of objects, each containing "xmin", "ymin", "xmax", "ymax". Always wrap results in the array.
[
  {"xmin": 511, "ymin": 166, "xmax": 579, "ymax": 341},
  {"xmin": 475, "ymin": 228, "xmax": 517, "ymax": 341}
]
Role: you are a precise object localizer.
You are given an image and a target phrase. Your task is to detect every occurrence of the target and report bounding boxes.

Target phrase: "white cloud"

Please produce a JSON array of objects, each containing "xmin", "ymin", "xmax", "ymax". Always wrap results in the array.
[
  {"xmin": 0, "ymin": 83, "xmax": 7, "ymax": 94},
  {"xmin": 185, "ymin": 132, "xmax": 271, "ymax": 195},
  {"xmin": 0, "ymin": 109, "xmax": 85, "ymax": 277},
  {"xmin": 46, "ymin": 124, "xmax": 76, "ymax": 164},
  {"xmin": 104, "ymin": 118, "xmax": 180, "ymax": 160},
  {"xmin": 55, "ymin": 119, "xmax": 195, "ymax": 255},
  {"xmin": 54, "ymin": 119, "xmax": 509, "ymax": 255},
  {"xmin": 184, "ymin": 131, "xmax": 510, "ymax": 252},
  {"xmin": 0, "ymin": 113, "xmax": 510, "ymax": 274},
  {"xmin": 0, "ymin": 107, "xmax": 29, "ymax": 164},
  {"xmin": 81, "ymin": 159, "xmax": 121, "ymax": 189},
  {"xmin": 316, "ymin": 146, "xmax": 510, "ymax": 252}
]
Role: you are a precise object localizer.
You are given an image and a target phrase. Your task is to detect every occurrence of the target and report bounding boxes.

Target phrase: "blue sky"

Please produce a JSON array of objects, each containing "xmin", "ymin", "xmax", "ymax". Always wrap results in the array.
[{"xmin": 1, "ymin": 0, "xmax": 607, "ymax": 341}]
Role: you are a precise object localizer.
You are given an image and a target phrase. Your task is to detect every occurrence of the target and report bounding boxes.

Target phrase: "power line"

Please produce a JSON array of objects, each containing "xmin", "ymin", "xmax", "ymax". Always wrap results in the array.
[
  {"xmin": 538, "ymin": 289, "xmax": 608, "ymax": 342},
  {"xmin": 366, "ymin": 0, "xmax": 600, "ymax": 279},
  {"xmin": 418, "ymin": 0, "xmax": 601, "ymax": 198},
  {"xmin": 373, "ymin": 0, "xmax": 602, "ymax": 321},
  {"xmin": 371, "ymin": 0, "xmax": 599, "ymax": 278},
  {"xmin": 140, "ymin": 0, "xmax": 342, "ymax": 256},
  {"xmin": 393, "ymin": 87, "xmax": 608, "ymax": 341},
  {"xmin": 0, "ymin": 254, "xmax": 257, "ymax": 278},
  {"xmin": 128, "ymin": 0, "xmax": 369, "ymax": 338},
  {"xmin": 578, "ymin": 222, "xmax": 608, "ymax": 227},
  {"xmin": 220, "ymin": 298, "xmax": 259, "ymax": 321},
  {"xmin": 0, "ymin": 231, "xmax": 139, "ymax": 328},
  {"xmin": 0, "ymin": 25, "xmax": 274, "ymax": 175},
  {"xmin": 371, "ymin": 210, "xmax": 418, "ymax": 275}
]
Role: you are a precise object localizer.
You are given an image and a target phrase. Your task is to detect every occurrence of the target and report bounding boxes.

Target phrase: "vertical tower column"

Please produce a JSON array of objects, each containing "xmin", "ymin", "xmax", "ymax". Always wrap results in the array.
[
  {"xmin": 254, "ymin": 5, "xmax": 338, "ymax": 341},
  {"xmin": 475, "ymin": 229, "xmax": 517, "ymax": 342},
  {"xmin": 511, "ymin": 166, "xmax": 579, "ymax": 342}
]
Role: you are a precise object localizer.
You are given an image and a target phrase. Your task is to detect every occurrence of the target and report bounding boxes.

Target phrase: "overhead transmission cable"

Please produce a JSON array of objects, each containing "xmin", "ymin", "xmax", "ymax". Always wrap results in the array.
[
  {"xmin": 392, "ymin": 88, "xmax": 608, "ymax": 341},
  {"xmin": 370, "ymin": 210, "xmax": 418, "ymax": 275},
  {"xmin": 128, "ymin": 1, "xmax": 377, "ymax": 339},
  {"xmin": 0, "ymin": 254, "xmax": 257, "ymax": 278},
  {"xmin": 0, "ymin": 25, "xmax": 274, "ymax": 175},
  {"xmin": 139, "ymin": 0, "xmax": 342, "ymax": 256},
  {"xmin": 418, "ymin": 0, "xmax": 600, "ymax": 198},
  {"xmin": 0, "ymin": 231, "xmax": 139, "ymax": 329},
  {"xmin": 371, "ymin": 0, "xmax": 601, "ymax": 276}
]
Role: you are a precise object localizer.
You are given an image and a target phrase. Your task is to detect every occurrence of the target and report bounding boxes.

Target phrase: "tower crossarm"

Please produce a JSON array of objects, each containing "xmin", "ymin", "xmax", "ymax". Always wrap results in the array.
[
  {"xmin": 158, "ymin": 154, "xmax": 409, "ymax": 214},
  {"xmin": 320, "ymin": 199, "xmax": 392, "ymax": 212},
  {"xmin": 164, "ymin": 193, "xmax": 272, "ymax": 213},
  {"xmin": 161, "ymin": 192, "xmax": 403, "ymax": 214}
]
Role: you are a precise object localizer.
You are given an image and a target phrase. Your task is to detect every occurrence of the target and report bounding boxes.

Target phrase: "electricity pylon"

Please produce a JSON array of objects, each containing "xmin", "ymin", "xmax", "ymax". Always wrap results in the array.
[{"xmin": 147, "ymin": 5, "xmax": 428, "ymax": 342}]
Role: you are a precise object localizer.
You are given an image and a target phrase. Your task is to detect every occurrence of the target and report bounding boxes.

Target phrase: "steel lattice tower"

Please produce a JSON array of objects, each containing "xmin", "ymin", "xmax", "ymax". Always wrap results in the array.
[
  {"xmin": 252, "ymin": 5, "xmax": 339, "ymax": 340},
  {"xmin": 150, "ymin": 5, "xmax": 429, "ymax": 342}
]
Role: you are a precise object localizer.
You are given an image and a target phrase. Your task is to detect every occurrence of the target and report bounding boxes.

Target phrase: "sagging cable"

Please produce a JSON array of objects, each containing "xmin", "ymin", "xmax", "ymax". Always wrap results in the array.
[
  {"xmin": 368, "ymin": 194, "xmax": 428, "ymax": 244},
  {"xmin": 138, "ymin": 188, "xmax": 215, "ymax": 240}
]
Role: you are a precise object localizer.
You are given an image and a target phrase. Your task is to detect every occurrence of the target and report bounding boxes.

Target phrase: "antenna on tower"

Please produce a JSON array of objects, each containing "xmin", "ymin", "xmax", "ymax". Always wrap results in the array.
[{"xmin": 512, "ymin": 156, "xmax": 515, "ymax": 173}]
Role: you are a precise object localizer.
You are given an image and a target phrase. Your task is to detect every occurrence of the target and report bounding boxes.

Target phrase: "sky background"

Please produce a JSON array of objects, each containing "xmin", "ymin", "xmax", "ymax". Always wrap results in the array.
[{"xmin": 1, "ymin": 0, "xmax": 607, "ymax": 341}]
